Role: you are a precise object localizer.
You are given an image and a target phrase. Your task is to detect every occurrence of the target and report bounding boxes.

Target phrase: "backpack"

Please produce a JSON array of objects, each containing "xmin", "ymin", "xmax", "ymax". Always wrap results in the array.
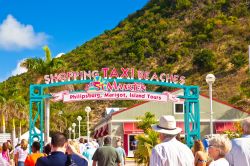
[{"xmin": 65, "ymin": 155, "xmax": 78, "ymax": 166}]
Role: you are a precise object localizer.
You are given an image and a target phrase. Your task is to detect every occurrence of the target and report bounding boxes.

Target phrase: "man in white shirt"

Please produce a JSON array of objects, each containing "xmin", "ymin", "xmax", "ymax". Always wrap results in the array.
[
  {"xmin": 92, "ymin": 139, "xmax": 99, "ymax": 148},
  {"xmin": 149, "ymin": 115, "xmax": 194, "ymax": 166},
  {"xmin": 79, "ymin": 138, "xmax": 86, "ymax": 155},
  {"xmin": 226, "ymin": 116, "xmax": 250, "ymax": 166}
]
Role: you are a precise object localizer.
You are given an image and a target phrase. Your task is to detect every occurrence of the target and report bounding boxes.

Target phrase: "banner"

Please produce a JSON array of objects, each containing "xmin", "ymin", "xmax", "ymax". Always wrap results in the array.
[
  {"xmin": 50, "ymin": 76, "xmax": 180, "ymax": 103},
  {"xmin": 51, "ymin": 91, "xmax": 179, "ymax": 103}
]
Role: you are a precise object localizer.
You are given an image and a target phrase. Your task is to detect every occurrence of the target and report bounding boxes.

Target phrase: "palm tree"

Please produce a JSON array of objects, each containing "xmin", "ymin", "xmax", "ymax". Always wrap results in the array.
[
  {"xmin": 0, "ymin": 95, "xmax": 6, "ymax": 109},
  {"xmin": 137, "ymin": 112, "xmax": 157, "ymax": 134},
  {"xmin": 4, "ymin": 98, "xmax": 28, "ymax": 132},
  {"xmin": 134, "ymin": 130, "xmax": 160, "ymax": 165},
  {"xmin": 134, "ymin": 112, "xmax": 160, "ymax": 165},
  {"xmin": 0, "ymin": 95, "xmax": 6, "ymax": 132},
  {"xmin": 43, "ymin": 45, "xmax": 52, "ymax": 64},
  {"xmin": 42, "ymin": 45, "xmax": 65, "ymax": 74},
  {"xmin": 21, "ymin": 45, "xmax": 66, "ymax": 83},
  {"xmin": 21, "ymin": 58, "xmax": 44, "ymax": 72}
]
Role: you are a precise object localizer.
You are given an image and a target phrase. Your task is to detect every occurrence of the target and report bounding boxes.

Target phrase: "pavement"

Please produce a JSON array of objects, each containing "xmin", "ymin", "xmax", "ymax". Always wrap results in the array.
[{"xmin": 125, "ymin": 158, "xmax": 136, "ymax": 166}]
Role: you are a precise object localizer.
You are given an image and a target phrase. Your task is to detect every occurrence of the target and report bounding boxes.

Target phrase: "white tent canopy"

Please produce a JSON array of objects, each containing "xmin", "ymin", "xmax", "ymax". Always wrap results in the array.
[{"xmin": 15, "ymin": 127, "xmax": 51, "ymax": 146}]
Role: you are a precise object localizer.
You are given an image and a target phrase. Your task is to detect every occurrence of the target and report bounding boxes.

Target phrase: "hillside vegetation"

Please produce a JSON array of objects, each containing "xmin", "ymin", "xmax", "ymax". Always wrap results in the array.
[{"xmin": 0, "ymin": 0, "xmax": 249, "ymax": 134}]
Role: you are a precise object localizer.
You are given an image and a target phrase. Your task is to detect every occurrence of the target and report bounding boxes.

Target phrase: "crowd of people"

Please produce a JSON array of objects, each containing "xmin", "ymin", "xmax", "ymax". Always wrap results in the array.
[
  {"xmin": 150, "ymin": 115, "xmax": 250, "ymax": 166},
  {"xmin": 0, "ymin": 115, "xmax": 249, "ymax": 166},
  {"xmin": 0, "ymin": 133, "xmax": 125, "ymax": 166},
  {"xmin": 0, "ymin": 139, "xmax": 30, "ymax": 166}
]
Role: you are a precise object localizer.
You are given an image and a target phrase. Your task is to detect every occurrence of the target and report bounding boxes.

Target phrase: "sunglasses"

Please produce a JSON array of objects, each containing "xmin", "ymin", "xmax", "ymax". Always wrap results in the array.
[{"xmin": 208, "ymin": 144, "xmax": 219, "ymax": 148}]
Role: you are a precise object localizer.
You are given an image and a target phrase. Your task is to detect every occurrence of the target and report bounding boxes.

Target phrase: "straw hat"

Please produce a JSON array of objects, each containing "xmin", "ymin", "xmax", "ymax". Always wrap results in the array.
[{"xmin": 152, "ymin": 115, "xmax": 182, "ymax": 135}]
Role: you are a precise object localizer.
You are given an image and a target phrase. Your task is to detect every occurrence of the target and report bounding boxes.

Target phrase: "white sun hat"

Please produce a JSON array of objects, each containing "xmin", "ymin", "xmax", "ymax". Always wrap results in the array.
[{"xmin": 152, "ymin": 115, "xmax": 182, "ymax": 135}]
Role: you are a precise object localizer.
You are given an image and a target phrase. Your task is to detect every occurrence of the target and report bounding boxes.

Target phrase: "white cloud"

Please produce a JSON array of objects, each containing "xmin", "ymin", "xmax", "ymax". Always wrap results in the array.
[
  {"xmin": 11, "ymin": 59, "xmax": 28, "ymax": 76},
  {"xmin": 0, "ymin": 15, "xmax": 48, "ymax": 50},
  {"xmin": 55, "ymin": 53, "xmax": 65, "ymax": 58}
]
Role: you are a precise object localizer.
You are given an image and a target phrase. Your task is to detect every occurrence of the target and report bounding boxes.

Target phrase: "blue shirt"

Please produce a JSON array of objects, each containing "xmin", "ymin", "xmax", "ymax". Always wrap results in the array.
[
  {"xmin": 36, "ymin": 151, "xmax": 88, "ymax": 166},
  {"xmin": 202, "ymin": 138, "xmax": 209, "ymax": 152},
  {"xmin": 83, "ymin": 147, "xmax": 96, "ymax": 166},
  {"xmin": 116, "ymin": 147, "xmax": 126, "ymax": 166},
  {"xmin": 226, "ymin": 135, "xmax": 250, "ymax": 166}
]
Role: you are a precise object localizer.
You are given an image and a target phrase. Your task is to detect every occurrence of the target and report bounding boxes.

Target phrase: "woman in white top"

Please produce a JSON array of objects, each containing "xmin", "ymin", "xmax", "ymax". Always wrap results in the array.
[
  {"xmin": 14, "ymin": 139, "xmax": 29, "ymax": 166},
  {"xmin": 208, "ymin": 135, "xmax": 232, "ymax": 166}
]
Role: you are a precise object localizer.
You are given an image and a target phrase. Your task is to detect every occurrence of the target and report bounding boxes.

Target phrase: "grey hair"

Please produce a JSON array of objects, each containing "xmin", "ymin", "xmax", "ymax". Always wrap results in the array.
[
  {"xmin": 242, "ymin": 117, "xmax": 250, "ymax": 134},
  {"xmin": 208, "ymin": 135, "xmax": 232, "ymax": 157},
  {"xmin": 161, "ymin": 133, "xmax": 176, "ymax": 139}
]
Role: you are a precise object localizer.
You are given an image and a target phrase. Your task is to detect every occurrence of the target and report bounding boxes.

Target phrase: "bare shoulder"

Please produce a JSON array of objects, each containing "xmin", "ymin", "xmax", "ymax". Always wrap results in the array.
[{"xmin": 196, "ymin": 151, "xmax": 208, "ymax": 160}]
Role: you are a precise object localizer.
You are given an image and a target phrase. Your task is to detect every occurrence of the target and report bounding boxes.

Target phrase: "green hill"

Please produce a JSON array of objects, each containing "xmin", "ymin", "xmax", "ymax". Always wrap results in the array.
[{"xmin": 0, "ymin": 0, "xmax": 249, "ymax": 133}]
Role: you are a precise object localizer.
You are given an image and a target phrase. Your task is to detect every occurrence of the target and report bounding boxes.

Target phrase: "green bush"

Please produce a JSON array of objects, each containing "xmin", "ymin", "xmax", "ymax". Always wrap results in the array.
[
  {"xmin": 192, "ymin": 34, "xmax": 210, "ymax": 43},
  {"xmin": 223, "ymin": 122, "xmax": 243, "ymax": 139},
  {"xmin": 134, "ymin": 112, "xmax": 160, "ymax": 165},
  {"xmin": 166, "ymin": 52, "xmax": 181, "ymax": 63},
  {"xmin": 229, "ymin": 95, "xmax": 242, "ymax": 104},
  {"xmin": 230, "ymin": 53, "xmax": 247, "ymax": 68},
  {"xmin": 231, "ymin": 4, "xmax": 249, "ymax": 17},
  {"xmin": 175, "ymin": 0, "xmax": 192, "ymax": 9},
  {"xmin": 189, "ymin": 19, "xmax": 205, "ymax": 35},
  {"xmin": 240, "ymin": 78, "xmax": 250, "ymax": 97},
  {"xmin": 192, "ymin": 49, "xmax": 216, "ymax": 72}
]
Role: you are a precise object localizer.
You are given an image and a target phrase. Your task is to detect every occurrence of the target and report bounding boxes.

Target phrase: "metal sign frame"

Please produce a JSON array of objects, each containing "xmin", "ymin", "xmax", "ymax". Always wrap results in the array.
[{"xmin": 29, "ymin": 78, "xmax": 200, "ymax": 149}]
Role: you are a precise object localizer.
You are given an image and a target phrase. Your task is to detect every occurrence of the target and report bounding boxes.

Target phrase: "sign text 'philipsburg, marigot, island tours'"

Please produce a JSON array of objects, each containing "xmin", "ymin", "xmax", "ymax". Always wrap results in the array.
[{"xmin": 46, "ymin": 68, "xmax": 185, "ymax": 103}]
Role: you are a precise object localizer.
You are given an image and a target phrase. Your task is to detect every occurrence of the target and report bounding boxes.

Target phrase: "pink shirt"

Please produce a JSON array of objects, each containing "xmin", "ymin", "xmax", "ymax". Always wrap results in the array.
[{"xmin": 1, "ymin": 150, "xmax": 10, "ymax": 163}]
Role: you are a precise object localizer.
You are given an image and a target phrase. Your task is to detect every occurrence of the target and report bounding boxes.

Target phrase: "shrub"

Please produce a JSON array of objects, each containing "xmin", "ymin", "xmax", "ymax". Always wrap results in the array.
[
  {"xmin": 240, "ymin": 78, "xmax": 250, "ymax": 98},
  {"xmin": 230, "ymin": 53, "xmax": 247, "ymax": 68},
  {"xmin": 223, "ymin": 122, "xmax": 243, "ymax": 139},
  {"xmin": 189, "ymin": 19, "xmax": 205, "ymax": 35},
  {"xmin": 166, "ymin": 52, "xmax": 181, "ymax": 63},
  {"xmin": 229, "ymin": 95, "xmax": 242, "ymax": 104},
  {"xmin": 134, "ymin": 112, "xmax": 160, "ymax": 165},
  {"xmin": 192, "ymin": 49, "xmax": 216, "ymax": 72},
  {"xmin": 175, "ymin": 0, "xmax": 192, "ymax": 9},
  {"xmin": 192, "ymin": 34, "xmax": 210, "ymax": 43},
  {"xmin": 231, "ymin": 4, "xmax": 249, "ymax": 17},
  {"xmin": 134, "ymin": 131, "xmax": 160, "ymax": 165}
]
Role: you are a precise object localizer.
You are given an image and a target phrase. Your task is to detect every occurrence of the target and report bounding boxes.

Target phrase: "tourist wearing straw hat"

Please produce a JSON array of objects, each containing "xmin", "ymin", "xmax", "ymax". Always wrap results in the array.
[{"xmin": 149, "ymin": 115, "xmax": 194, "ymax": 166}]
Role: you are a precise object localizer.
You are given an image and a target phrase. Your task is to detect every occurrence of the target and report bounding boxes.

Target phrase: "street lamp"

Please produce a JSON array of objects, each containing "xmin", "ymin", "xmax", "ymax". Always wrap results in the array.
[
  {"xmin": 85, "ymin": 106, "xmax": 91, "ymax": 142},
  {"xmin": 206, "ymin": 74, "xmax": 216, "ymax": 136},
  {"xmin": 59, "ymin": 111, "xmax": 63, "ymax": 132},
  {"xmin": 77, "ymin": 116, "xmax": 82, "ymax": 138},
  {"xmin": 72, "ymin": 123, "xmax": 76, "ymax": 139},
  {"xmin": 72, "ymin": 129, "xmax": 75, "ymax": 140},
  {"xmin": 68, "ymin": 127, "xmax": 72, "ymax": 139}
]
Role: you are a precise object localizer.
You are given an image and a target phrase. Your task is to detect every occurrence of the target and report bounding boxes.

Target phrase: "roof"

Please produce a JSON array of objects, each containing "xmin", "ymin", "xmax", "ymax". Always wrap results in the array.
[
  {"xmin": 112, "ymin": 101, "xmax": 149, "ymax": 116},
  {"xmin": 93, "ymin": 114, "xmax": 112, "ymax": 129},
  {"xmin": 199, "ymin": 93, "xmax": 249, "ymax": 114},
  {"xmin": 111, "ymin": 89, "xmax": 249, "ymax": 117}
]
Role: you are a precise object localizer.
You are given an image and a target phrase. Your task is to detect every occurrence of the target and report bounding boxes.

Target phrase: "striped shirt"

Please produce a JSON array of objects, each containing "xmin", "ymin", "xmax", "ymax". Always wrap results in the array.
[
  {"xmin": 150, "ymin": 137, "xmax": 194, "ymax": 166},
  {"xmin": 226, "ymin": 135, "xmax": 250, "ymax": 166}
]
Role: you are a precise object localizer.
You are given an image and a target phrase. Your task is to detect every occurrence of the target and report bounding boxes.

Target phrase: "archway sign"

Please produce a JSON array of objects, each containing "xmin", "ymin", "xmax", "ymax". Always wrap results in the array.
[{"xmin": 29, "ymin": 67, "xmax": 200, "ymax": 150}]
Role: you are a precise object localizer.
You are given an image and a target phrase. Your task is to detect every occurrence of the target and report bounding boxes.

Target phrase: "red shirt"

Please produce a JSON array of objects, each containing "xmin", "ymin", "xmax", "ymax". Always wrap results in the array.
[{"xmin": 24, "ymin": 153, "xmax": 44, "ymax": 166}]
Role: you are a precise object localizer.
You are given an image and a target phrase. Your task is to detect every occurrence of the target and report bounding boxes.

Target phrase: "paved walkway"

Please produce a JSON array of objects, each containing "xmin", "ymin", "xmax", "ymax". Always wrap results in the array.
[{"xmin": 126, "ymin": 158, "xmax": 136, "ymax": 166}]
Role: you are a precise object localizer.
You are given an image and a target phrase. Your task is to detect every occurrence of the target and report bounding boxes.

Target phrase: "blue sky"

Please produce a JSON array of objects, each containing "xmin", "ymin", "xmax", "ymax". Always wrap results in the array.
[{"xmin": 0, "ymin": 0, "xmax": 149, "ymax": 82}]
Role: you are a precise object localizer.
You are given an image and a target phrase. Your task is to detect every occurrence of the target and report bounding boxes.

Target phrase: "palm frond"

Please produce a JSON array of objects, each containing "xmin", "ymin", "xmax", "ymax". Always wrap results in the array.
[{"xmin": 43, "ymin": 45, "xmax": 52, "ymax": 64}]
